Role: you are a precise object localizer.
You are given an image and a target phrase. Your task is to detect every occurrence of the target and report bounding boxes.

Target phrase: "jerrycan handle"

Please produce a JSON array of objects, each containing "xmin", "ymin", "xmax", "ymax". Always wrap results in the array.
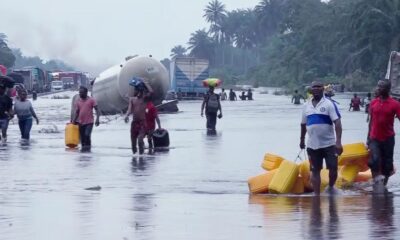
[{"xmin": 294, "ymin": 149, "xmax": 306, "ymax": 163}]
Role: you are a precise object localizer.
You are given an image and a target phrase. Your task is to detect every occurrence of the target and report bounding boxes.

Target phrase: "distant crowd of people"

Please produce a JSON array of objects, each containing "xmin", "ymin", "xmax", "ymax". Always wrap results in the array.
[{"xmin": 219, "ymin": 88, "xmax": 253, "ymax": 101}]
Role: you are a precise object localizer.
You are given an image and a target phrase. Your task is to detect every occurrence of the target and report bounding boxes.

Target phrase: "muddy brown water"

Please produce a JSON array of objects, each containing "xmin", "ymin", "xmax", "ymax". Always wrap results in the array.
[{"xmin": 0, "ymin": 91, "xmax": 399, "ymax": 240}]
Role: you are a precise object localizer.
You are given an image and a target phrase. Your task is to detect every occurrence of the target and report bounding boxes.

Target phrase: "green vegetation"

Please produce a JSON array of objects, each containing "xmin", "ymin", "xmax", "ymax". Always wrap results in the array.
[
  {"xmin": 0, "ymin": 33, "xmax": 74, "ymax": 72},
  {"xmin": 171, "ymin": 0, "xmax": 400, "ymax": 91}
]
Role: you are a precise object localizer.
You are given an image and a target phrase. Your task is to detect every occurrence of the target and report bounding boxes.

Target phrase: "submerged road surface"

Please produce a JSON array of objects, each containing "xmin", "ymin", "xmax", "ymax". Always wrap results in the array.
[{"xmin": 0, "ymin": 91, "xmax": 399, "ymax": 240}]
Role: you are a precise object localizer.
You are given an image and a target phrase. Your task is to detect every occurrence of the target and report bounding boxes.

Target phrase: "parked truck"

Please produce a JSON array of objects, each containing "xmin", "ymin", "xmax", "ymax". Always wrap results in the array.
[
  {"xmin": 12, "ymin": 67, "xmax": 49, "ymax": 93},
  {"xmin": 169, "ymin": 57, "xmax": 209, "ymax": 99},
  {"xmin": 386, "ymin": 51, "xmax": 400, "ymax": 99},
  {"xmin": 52, "ymin": 71, "xmax": 89, "ymax": 90}
]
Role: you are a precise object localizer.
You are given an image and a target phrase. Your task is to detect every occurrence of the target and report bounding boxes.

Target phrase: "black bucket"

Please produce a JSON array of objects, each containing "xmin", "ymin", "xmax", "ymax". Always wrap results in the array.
[{"xmin": 152, "ymin": 129, "xmax": 170, "ymax": 148}]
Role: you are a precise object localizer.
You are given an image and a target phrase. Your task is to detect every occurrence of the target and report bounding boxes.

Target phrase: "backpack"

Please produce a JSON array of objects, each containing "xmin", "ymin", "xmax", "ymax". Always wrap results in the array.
[{"xmin": 206, "ymin": 93, "xmax": 219, "ymax": 113}]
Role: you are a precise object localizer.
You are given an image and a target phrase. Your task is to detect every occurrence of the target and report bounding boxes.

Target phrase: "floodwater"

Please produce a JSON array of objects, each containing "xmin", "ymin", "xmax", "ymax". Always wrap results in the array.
[{"xmin": 0, "ymin": 90, "xmax": 399, "ymax": 240}]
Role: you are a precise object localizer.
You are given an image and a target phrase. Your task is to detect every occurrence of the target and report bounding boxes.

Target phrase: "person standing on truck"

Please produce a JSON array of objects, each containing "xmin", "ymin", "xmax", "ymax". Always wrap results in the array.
[
  {"xmin": 349, "ymin": 93, "xmax": 361, "ymax": 111},
  {"xmin": 367, "ymin": 80, "xmax": 400, "ymax": 190},
  {"xmin": 229, "ymin": 89, "xmax": 237, "ymax": 101},
  {"xmin": 0, "ymin": 84, "xmax": 13, "ymax": 145},
  {"xmin": 201, "ymin": 86, "xmax": 222, "ymax": 132},
  {"xmin": 125, "ymin": 78, "xmax": 154, "ymax": 155},
  {"xmin": 14, "ymin": 90, "xmax": 39, "ymax": 144},
  {"xmin": 73, "ymin": 86, "xmax": 100, "ymax": 152},
  {"xmin": 300, "ymin": 81, "xmax": 343, "ymax": 195}
]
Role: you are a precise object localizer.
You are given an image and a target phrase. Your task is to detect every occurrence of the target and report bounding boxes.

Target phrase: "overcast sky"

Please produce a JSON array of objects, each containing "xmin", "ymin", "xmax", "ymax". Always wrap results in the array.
[{"xmin": 1, "ymin": 0, "xmax": 260, "ymax": 74}]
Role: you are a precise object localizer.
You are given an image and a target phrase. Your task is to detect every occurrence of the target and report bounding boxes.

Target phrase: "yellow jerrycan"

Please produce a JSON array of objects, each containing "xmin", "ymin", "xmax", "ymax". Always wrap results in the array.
[
  {"xmin": 65, "ymin": 123, "xmax": 79, "ymax": 148},
  {"xmin": 248, "ymin": 169, "xmax": 277, "ymax": 194},
  {"xmin": 269, "ymin": 160, "xmax": 299, "ymax": 194},
  {"xmin": 261, "ymin": 153, "xmax": 284, "ymax": 171},
  {"xmin": 338, "ymin": 143, "xmax": 369, "ymax": 170}
]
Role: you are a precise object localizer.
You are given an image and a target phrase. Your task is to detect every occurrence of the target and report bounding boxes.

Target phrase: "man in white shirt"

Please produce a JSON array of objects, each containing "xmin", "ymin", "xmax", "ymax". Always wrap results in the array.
[{"xmin": 300, "ymin": 81, "xmax": 343, "ymax": 195}]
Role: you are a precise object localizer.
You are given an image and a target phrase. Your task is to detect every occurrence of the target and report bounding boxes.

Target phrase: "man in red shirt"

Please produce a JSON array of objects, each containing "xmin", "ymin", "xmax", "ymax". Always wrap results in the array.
[
  {"xmin": 144, "ymin": 95, "xmax": 161, "ymax": 151},
  {"xmin": 73, "ymin": 86, "xmax": 100, "ymax": 152},
  {"xmin": 368, "ymin": 80, "xmax": 400, "ymax": 187}
]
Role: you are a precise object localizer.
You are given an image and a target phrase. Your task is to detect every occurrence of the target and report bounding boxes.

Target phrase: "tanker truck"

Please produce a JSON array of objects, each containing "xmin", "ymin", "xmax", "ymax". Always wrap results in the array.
[
  {"xmin": 386, "ymin": 51, "xmax": 400, "ymax": 99},
  {"xmin": 91, "ymin": 55, "xmax": 170, "ymax": 115}
]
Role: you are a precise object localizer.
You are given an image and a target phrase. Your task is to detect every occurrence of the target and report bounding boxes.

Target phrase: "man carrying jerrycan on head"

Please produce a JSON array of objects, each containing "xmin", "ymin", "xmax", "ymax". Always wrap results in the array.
[{"xmin": 300, "ymin": 81, "xmax": 343, "ymax": 195}]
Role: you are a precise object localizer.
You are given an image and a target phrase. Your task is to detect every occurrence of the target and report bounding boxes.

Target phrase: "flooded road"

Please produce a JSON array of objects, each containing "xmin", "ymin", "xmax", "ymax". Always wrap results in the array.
[{"xmin": 0, "ymin": 91, "xmax": 399, "ymax": 240}]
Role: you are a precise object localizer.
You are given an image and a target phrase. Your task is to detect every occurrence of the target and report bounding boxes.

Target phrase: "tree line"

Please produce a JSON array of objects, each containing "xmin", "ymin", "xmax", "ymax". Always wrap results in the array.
[
  {"xmin": 0, "ymin": 34, "xmax": 73, "ymax": 72},
  {"xmin": 168, "ymin": 0, "xmax": 400, "ymax": 90}
]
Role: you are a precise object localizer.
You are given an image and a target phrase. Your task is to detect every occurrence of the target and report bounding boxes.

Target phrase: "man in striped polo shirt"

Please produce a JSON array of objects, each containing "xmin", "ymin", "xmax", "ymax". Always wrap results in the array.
[{"xmin": 300, "ymin": 81, "xmax": 343, "ymax": 195}]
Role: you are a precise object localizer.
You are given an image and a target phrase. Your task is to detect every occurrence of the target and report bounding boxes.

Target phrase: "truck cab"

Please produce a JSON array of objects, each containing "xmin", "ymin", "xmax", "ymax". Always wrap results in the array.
[{"xmin": 386, "ymin": 51, "xmax": 400, "ymax": 99}]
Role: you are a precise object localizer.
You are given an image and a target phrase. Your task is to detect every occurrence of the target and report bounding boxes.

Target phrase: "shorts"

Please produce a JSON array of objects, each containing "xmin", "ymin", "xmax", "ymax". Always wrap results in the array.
[
  {"xmin": 131, "ymin": 120, "xmax": 146, "ymax": 139},
  {"xmin": 0, "ymin": 118, "xmax": 9, "ymax": 130},
  {"xmin": 368, "ymin": 136, "xmax": 395, "ymax": 177},
  {"xmin": 307, "ymin": 145, "xmax": 338, "ymax": 172}
]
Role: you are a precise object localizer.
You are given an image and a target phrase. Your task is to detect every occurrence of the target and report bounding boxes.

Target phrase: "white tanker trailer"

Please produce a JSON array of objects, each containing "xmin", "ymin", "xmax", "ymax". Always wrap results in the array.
[{"xmin": 91, "ymin": 56, "xmax": 169, "ymax": 115}]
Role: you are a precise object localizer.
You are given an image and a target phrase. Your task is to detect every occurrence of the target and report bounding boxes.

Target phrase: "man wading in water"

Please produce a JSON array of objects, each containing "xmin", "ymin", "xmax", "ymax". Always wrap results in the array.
[
  {"xmin": 125, "ymin": 78, "xmax": 153, "ymax": 154},
  {"xmin": 300, "ymin": 81, "xmax": 343, "ymax": 195},
  {"xmin": 367, "ymin": 80, "xmax": 400, "ymax": 192},
  {"xmin": 201, "ymin": 86, "xmax": 222, "ymax": 133},
  {"xmin": 73, "ymin": 86, "xmax": 100, "ymax": 152}
]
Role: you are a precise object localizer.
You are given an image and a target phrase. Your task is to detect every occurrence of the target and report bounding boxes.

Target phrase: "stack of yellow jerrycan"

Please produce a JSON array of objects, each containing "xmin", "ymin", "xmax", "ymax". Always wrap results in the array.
[
  {"xmin": 336, "ymin": 143, "xmax": 371, "ymax": 188},
  {"xmin": 247, "ymin": 142, "xmax": 373, "ymax": 194},
  {"xmin": 65, "ymin": 123, "xmax": 79, "ymax": 148}
]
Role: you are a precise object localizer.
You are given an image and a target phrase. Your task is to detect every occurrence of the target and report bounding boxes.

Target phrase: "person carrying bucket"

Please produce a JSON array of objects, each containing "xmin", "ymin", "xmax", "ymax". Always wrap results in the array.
[
  {"xmin": 73, "ymin": 86, "xmax": 100, "ymax": 152},
  {"xmin": 300, "ymin": 80, "xmax": 343, "ymax": 195},
  {"xmin": 125, "ymin": 77, "xmax": 153, "ymax": 155}
]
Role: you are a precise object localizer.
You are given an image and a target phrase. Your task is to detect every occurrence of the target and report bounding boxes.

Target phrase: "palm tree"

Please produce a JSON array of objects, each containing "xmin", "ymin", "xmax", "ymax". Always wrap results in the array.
[
  {"xmin": 187, "ymin": 29, "xmax": 215, "ymax": 62},
  {"xmin": 203, "ymin": 0, "xmax": 226, "ymax": 42},
  {"xmin": 170, "ymin": 45, "xmax": 187, "ymax": 58},
  {"xmin": 255, "ymin": 0, "xmax": 287, "ymax": 39},
  {"xmin": 348, "ymin": 0, "xmax": 400, "ymax": 74}
]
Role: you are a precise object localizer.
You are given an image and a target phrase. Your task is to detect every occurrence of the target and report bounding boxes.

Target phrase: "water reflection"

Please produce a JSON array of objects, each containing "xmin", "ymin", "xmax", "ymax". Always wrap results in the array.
[
  {"xmin": 309, "ymin": 197, "xmax": 323, "ymax": 240},
  {"xmin": 369, "ymin": 193, "xmax": 396, "ymax": 239},
  {"xmin": 131, "ymin": 156, "xmax": 148, "ymax": 172},
  {"xmin": 76, "ymin": 154, "xmax": 93, "ymax": 168}
]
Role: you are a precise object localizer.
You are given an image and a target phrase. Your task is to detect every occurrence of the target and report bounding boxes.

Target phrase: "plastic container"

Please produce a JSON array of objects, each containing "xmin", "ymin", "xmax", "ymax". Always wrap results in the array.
[
  {"xmin": 320, "ymin": 169, "xmax": 330, "ymax": 191},
  {"xmin": 291, "ymin": 176, "xmax": 305, "ymax": 194},
  {"xmin": 336, "ymin": 164, "xmax": 360, "ymax": 188},
  {"xmin": 152, "ymin": 129, "xmax": 170, "ymax": 147},
  {"xmin": 65, "ymin": 123, "xmax": 79, "ymax": 148},
  {"xmin": 354, "ymin": 170, "xmax": 372, "ymax": 182},
  {"xmin": 298, "ymin": 160, "xmax": 312, "ymax": 190},
  {"xmin": 248, "ymin": 170, "xmax": 277, "ymax": 194},
  {"xmin": 338, "ymin": 143, "xmax": 369, "ymax": 170},
  {"xmin": 261, "ymin": 153, "xmax": 284, "ymax": 171},
  {"xmin": 269, "ymin": 160, "xmax": 299, "ymax": 194}
]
